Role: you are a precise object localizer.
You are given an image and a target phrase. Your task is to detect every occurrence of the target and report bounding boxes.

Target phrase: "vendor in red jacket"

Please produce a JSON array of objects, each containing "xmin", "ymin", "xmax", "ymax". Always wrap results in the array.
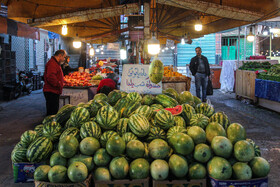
[
  {"xmin": 43, "ymin": 49, "xmax": 67, "ymax": 115},
  {"xmin": 97, "ymin": 73, "xmax": 117, "ymax": 95}
]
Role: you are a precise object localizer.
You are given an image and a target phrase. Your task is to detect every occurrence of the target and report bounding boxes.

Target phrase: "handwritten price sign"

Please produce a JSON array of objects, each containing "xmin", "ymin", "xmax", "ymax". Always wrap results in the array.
[{"xmin": 120, "ymin": 64, "xmax": 162, "ymax": 94}]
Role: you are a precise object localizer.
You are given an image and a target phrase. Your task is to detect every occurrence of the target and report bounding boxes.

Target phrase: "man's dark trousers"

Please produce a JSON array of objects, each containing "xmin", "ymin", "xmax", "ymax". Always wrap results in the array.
[{"xmin": 44, "ymin": 92, "xmax": 60, "ymax": 115}]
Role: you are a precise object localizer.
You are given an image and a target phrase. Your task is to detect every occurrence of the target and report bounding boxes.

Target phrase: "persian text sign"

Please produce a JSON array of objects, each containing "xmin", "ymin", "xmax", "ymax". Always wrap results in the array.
[{"xmin": 120, "ymin": 64, "xmax": 162, "ymax": 94}]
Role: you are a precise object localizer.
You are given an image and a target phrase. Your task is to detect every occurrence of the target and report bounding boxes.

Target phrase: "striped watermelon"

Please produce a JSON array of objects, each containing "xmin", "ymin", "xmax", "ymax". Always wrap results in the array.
[
  {"xmin": 163, "ymin": 88, "xmax": 179, "ymax": 101},
  {"xmin": 108, "ymin": 90, "xmax": 122, "ymax": 106},
  {"xmin": 100, "ymin": 131, "xmax": 118, "ymax": 148},
  {"xmin": 42, "ymin": 115, "xmax": 56, "ymax": 125},
  {"xmin": 174, "ymin": 116, "xmax": 186, "ymax": 128},
  {"xmin": 34, "ymin": 124, "xmax": 44, "ymax": 137},
  {"xmin": 141, "ymin": 95, "xmax": 155, "ymax": 106},
  {"xmin": 143, "ymin": 142, "xmax": 150, "ymax": 159},
  {"xmin": 122, "ymin": 132, "xmax": 138, "ymax": 144},
  {"xmin": 149, "ymin": 118, "xmax": 156, "ymax": 128},
  {"xmin": 64, "ymin": 119, "xmax": 77, "ymax": 129},
  {"xmin": 179, "ymin": 91, "xmax": 194, "ymax": 105},
  {"xmin": 122, "ymin": 101, "xmax": 141, "ymax": 118},
  {"xmin": 80, "ymin": 121, "xmax": 102, "ymax": 139},
  {"xmin": 147, "ymin": 127, "xmax": 166, "ymax": 142},
  {"xmin": 26, "ymin": 137, "xmax": 53, "ymax": 163},
  {"xmin": 121, "ymin": 91, "xmax": 128, "ymax": 98},
  {"xmin": 195, "ymin": 103, "xmax": 214, "ymax": 118},
  {"xmin": 128, "ymin": 114, "xmax": 150, "ymax": 137},
  {"xmin": 20, "ymin": 130, "xmax": 37, "ymax": 148},
  {"xmin": 150, "ymin": 104, "xmax": 164, "ymax": 111},
  {"xmin": 11, "ymin": 147, "xmax": 27, "ymax": 163},
  {"xmin": 70, "ymin": 107, "xmax": 90, "ymax": 128},
  {"xmin": 167, "ymin": 126, "xmax": 188, "ymax": 140},
  {"xmin": 114, "ymin": 98, "xmax": 129, "ymax": 117},
  {"xmin": 154, "ymin": 109, "xmax": 175, "ymax": 130},
  {"xmin": 60, "ymin": 127, "xmax": 80, "ymax": 141},
  {"xmin": 155, "ymin": 94, "xmax": 179, "ymax": 108},
  {"xmin": 96, "ymin": 105, "xmax": 119, "ymax": 130},
  {"xmin": 54, "ymin": 104, "xmax": 76, "ymax": 125},
  {"xmin": 181, "ymin": 104, "xmax": 196, "ymax": 125},
  {"xmin": 209, "ymin": 112, "xmax": 230, "ymax": 130},
  {"xmin": 190, "ymin": 114, "xmax": 209, "ymax": 129},
  {"xmin": 14, "ymin": 142, "xmax": 24, "ymax": 149},
  {"xmin": 94, "ymin": 93, "xmax": 108, "ymax": 102},
  {"xmin": 42, "ymin": 121, "xmax": 62, "ymax": 142},
  {"xmin": 127, "ymin": 92, "xmax": 142, "ymax": 103},
  {"xmin": 77, "ymin": 102, "xmax": 86, "ymax": 107},
  {"xmin": 134, "ymin": 105, "xmax": 153, "ymax": 120},
  {"xmin": 149, "ymin": 59, "xmax": 164, "ymax": 84},
  {"xmin": 246, "ymin": 138, "xmax": 261, "ymax": 157},
  {"xmin": 82, "ymin": 103, "xmax": 97, "ymax": 118},
  {"xmin": 117, "ymin": 118, "xmax": 130, "ymax": 136},
  {"xmin": 193, "ymin": 96, "xmax": 202, "ymax": 107}
]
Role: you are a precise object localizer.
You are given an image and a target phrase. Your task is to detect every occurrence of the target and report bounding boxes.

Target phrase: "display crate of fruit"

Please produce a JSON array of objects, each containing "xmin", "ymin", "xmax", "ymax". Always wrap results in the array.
[
  {"xmin": 209, "ymin": 176, "xmax": 268, "ymax": 187},
  {"xmin": 93, "ymin": 178, "xmax": 149, "ymax": 187},
  {"xmin": 153, "ymin": 179, "xmax": 206, "ymax": 187}
]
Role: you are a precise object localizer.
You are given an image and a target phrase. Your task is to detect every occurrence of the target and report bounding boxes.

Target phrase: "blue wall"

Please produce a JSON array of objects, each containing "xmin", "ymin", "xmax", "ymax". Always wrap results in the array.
[{"xmin": 177, "ymin": 34, "xmax": 216, "ymax": 66}]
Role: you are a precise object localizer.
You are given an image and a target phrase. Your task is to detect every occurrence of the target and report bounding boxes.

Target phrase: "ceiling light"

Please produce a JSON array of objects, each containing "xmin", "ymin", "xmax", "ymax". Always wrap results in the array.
[
  {"xmin": 73, "ymin": 34, "xmax": 81, "ymax": 48},
  {"xmin": 96, "ymin": 48, "xmax": 100, "ymax": 53},
  {"xmin": 194, "ymin": 19, "xmax": 202, "ymax": 31},
  {"xmin": 62, "ymin": 25, "xmax": 67, "ymax": 35},
  {"xmin": 148, "ymin": 35, "xmax": 160, "ymax": 55},
  {"xmin": 89, "ymin": 47, "xmax": 95, "ymax": 56},
  {"xmin": 181, "ymin": 38, "xmax": 185, "ymax": 45},
  {"xmin": 247, "ymin": 27, "xmax": 255, "ymax": 42}
]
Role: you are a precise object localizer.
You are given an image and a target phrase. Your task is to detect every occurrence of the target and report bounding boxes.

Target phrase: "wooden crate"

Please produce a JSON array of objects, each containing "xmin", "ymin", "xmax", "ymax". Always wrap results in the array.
[
  {"xmin": 153, "ymin": 179, "xmax": 206, "ymax": 187},
  {"xmin": 162, "ymin": 77, "xmax": 191, "ymax": 93},
  {"xmin": 235, "ymin": 70, "xmax": 257, "ymax": 102},
  {"xmin": 93, "ymin": 178, "xmax": 149, "ymax": 187}
]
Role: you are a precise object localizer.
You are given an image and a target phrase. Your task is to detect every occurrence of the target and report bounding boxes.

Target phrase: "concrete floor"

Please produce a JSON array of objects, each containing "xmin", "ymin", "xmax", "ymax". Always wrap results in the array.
[{"xmin": 0, "ymin": 88, "xmax": 279, "ymax": 187}]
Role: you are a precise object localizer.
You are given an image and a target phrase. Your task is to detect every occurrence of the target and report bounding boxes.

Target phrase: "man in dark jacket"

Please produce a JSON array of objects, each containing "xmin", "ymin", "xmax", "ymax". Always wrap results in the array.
[
  {"xmin": 43, "ymin": 50, "xmax": 67, "ymax": 115},
  {"xmin": 189, "ymin": 47, "xmax": 210, "ymax": 102}
]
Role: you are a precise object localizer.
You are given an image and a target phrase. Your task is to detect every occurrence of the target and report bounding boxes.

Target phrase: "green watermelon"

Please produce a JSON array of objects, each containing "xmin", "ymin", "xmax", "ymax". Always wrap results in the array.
[
  {"xmin": 93, "ymin": 148, "xmax": 111, "ymax": 166},
  {"xmin": 232, "ymin": 162, "xmax": 252, "ymax": 180},
  {"xmin": 174, "ymin": 116, "xmax": 186, "ymax": 128},
  {"xmin": 194, "ymin": 143, "xmax": 212, "ymax": 163},
  {"xmin": 163, "ymin": 88, "xmax": 179, "ymax": 101},
  {"xmin": 117, "ymin": 118, "xmax": 130, "ymax": 136},
  {"xmin": 26, "ymin": 137, "xmax": 53, "ymax": 163},
  {"xmin": 234, "ymin": 140, "xmax": 255, "ymax": 162},
  {"xmin": 128, "ymin": 114, "xmax": 150, "ymax": 137},
  {"xmin": 106, "ymin": 135, "xmax": 126, "ymax": 157},
  {"xmin": 96, "ymin": 105, "xmax": 119, "ymax": 130},
  {"xmin": 155, "ymin": 94, "xmax": 179, "ymax": 108},
  {"xmin": 141, "ymin": 95, "xmax": 154, "ymax": 106},
  {"xmin": 94, "ymin": 93, "xmax": 108, "ymax": 101},
  {"xmin": 114, "ymin": 98, "xmax": 129, "ymax": 117},
  {"xmin": 109, "ymin": 157, "xmax": 129, "ymax": 179},
  {"xmin": 108, "ymin": 90, "xmax": 122, "ymax": 106},
  {"xmin": 100, "ymin": 131, "xmax": 118, "ymax": 148},
  {"xmin": 94, "ymin": 167, "xmax": 111, "ymax": 181},
  {"xmin": 42, "ymin": 115, "xmax": 56, "ymax": 125},
  {"xmin": 143, "ymin": 142, "xmax": 150, "ymax": 159},
  {"xmin": 68, "ymin": 154, "xmax": 94, "ymax": 172},
  {"xmin": 122, "ymin": 132, "xmax": 138, "ymax": 144},
  {"xmin": 134, "ymin": 105, "xmax": 153, "ymax": 120},
  {"xmin": 227, "ymin": 123, "xmax": 246, "ymax": 144},
  {"xmin": 149, "ymin": 59, "xmax": 164, "ymax": 84},
  {"xmin": 166, "ymin": 126, "xmax": 188, "ymax": 141},
  {"xmin": 55, "ymin": 104, "xmax": 76, "ymax": 125},
  {"xmin": 68, "ymin": 162, "xmax": 88, "ymax": 182},
  {"xmin": 48, "ymin": 165, "xmax": 67, "ymax": 183},
  {"xmin": 80, "ymin": 121, "xmax": 102, "ymax": 139},
  {"xmin": 60, "ymin": 127, "xmax": 80, "ymax": 141},
  {"xmin": 122, "ymin": 101, "xmax": 141, "ymax": 118},
  {"xmin": 148, "ymin": 139, "xmax": 170, "ymax": 159},
  {"xmin": 169, "ymin": 133, "xmax": 194, "ymax": 155},
  {"xmin": 20, "ymin": 130, "xmax": 37, "ymax": 148},
  {"xmin": 246, "ymin": 138, "xmax": 261, "ymax": 156},
  {"xmin": 127, "ymin": 92, "xmax": 142, "ymax": 103},
  {"xmin": 169, "ymin": 154, "xmax": 188, "ymax": 178},
  {"xmin": 11, "ymin": 147, "xmax": 27, "ymax": 163},
  {"xmin": 120, "ymin": 91, "xmax": 128, "ymax": 98},
  {"xmin": 179, "ymin": 91, "xmax": 194, "ymax": 105},
  {"xmin": 147, "ymin": 127, "xmax": 166, "ymax": 142},
  {"xmin": 64, "ymin": 119, "xmax": 76, "ymax": 129},
  {"xmin": 193, "ymin": 96, "xmax": 202, "ymax": 106},
  {"xmin": 209, "ymin": 112, "xmax": 230, "ymax": 130},
  {"xmin": 181, "ymin": 104, "xmax": 196, "ymax": 125},
  {"xmin": 42, "ymin": 121, "xmax": 62, "ymax": 142},
  {"xmin": 207, "ymin": 156, "xmax": 232, "ymax": 180},
  {"xmin": 129, "ymin": 158, "xmax": 150, "ymax": 179},
  {"xmin": 34, "ymin": 124, "xmax": 44, "ymax": 137},
  {"xmin": 195, "ymin": 103, "xmax": 214, "ymax": 118},
  {"xmin": 14, "ymin": 142, "xmax": 24, "ymax": 149},
  {"xmin": 190, "ymin": 114, "xmax": 209, "ymax": 129},
  {"xmin": 150, "ymin": 159, "xmax": 169, "ymax": 180},
  {"xmin": 211, "ymin": 136, "xmax": 233, "ymax": 158},
  {"xmin": 150, "ymin": 104, "xmax": 164, "ymax": 111},
  {"xmin": 34, "ymin": 165, "xmax": 51, "ymax": 181},
  {"xmin": 91, "ymin": 100, "xmax": 110, "ymax": 117},
  {"xmin": 126, "ymin": 140, "xmax": 145, "ymax": 159},
  {"xmin": 50, "ymin": 151, "xmax": 67, "ymax": 166},
  {"xmin": 155, "ymin": 109, "xmax": 175, "ymax": 130},
  {"xmin": 188, "ymin": 163, "xmax": 206, "ymax": 179},
  {"xmin": 80, "ymin": 137, "xmax": 100, "ymax": 156},
  {"xmin": 249, "ymin": 157, "xmax": 270, "ymax": 177},
  {"xmin": 77, "ymin": 102, "xmax": 86, "ymax": 107},
  {"xmin": 187, "ymin": 126, "xmax": 206, "ymax": 144},
  {"xmin": 205, "ymin": 122, "xmax": 226, "ymax": 143},
  {"xmin": 58, "ymin": 135, "xmax": 79, "ymax": 158},
  {"xmin": 70, "ymin": 107, "xmax": 90, "ymax": 128}
]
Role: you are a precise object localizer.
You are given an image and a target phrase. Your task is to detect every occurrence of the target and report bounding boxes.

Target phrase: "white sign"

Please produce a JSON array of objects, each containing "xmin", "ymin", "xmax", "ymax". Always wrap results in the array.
[
  {"xmin": 120, "ymin": 64, "xmax": 162, "ymax": 94},
  {"xmin": 107, "ymin": 43, "xmax": 120, "ymax": 51}
]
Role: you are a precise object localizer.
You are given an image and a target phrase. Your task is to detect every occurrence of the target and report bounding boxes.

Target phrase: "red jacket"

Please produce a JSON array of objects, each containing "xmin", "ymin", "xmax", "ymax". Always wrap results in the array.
[
  {"xmin": 97, "ymin": 78, "xmax": 116, "ymax": 92},
  {"xmin": 43, "ymin": 56, "xmax": 64, "ymax": 95}
]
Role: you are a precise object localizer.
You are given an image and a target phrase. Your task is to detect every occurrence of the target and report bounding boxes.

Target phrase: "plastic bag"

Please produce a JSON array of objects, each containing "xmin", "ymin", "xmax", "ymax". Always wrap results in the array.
[{"xmin": 206, "ymin": 79, "xmax": 213, "ymax": 95}]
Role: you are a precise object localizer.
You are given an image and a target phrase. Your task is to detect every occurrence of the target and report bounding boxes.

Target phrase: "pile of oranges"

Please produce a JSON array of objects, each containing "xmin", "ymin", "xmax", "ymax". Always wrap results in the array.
[{"xmin": 164, "ymin": 66, "xmax": 183, "ymax": 77}]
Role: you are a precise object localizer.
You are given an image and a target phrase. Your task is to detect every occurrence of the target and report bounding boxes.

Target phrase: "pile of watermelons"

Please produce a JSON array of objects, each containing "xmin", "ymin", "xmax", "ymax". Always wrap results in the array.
[{"xmin": 11, "ymin": 88, "xmax": 270, "ymax": 183}]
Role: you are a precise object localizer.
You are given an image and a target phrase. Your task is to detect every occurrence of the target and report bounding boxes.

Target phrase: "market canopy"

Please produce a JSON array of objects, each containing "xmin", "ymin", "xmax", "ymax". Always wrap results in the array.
[{"xmin": 2, "ymin": 0, "xmax": 280, "ymax": 43}]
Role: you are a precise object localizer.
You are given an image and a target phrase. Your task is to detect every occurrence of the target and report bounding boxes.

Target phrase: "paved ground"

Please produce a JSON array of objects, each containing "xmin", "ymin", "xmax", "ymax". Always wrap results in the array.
[{"xmin": 0, "ymin": 87, "xmax": 279, "ymax": 186}]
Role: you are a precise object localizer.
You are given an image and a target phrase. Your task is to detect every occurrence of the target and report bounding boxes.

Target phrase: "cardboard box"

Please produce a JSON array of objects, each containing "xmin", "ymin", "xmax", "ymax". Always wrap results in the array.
[
  {"xmin": 93, "ymin": 178, "xmax": 149, "ymax": 187},
  {"xmin": 209, "ymin": 176, "xmax": 268, "ymax": 187},
  {"xmin": 153, "ymin": 179, "xmax": 207, "ymax": 187},
  {"xmin": 34, "ymin": 174, "xmax": 92, "ymax": 187},
  {"xmin": 13, "ymin": 162, "xmax": 42, "ymax": 183}
]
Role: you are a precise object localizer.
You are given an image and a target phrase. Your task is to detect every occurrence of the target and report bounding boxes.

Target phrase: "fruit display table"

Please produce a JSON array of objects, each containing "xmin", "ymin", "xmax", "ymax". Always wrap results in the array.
[
  {"xmin": 162, "ymin": 77, "xmax": 191, "ymax": 93},
  {"xmin": 61, "ymin": 86, "xmax": 97, "ymax": 106}
]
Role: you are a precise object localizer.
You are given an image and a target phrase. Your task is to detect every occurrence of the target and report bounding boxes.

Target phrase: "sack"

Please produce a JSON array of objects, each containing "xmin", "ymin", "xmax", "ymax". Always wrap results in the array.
[{"xmin": 206, "ymin": 78, "xmax": 213, "ymax": 95}]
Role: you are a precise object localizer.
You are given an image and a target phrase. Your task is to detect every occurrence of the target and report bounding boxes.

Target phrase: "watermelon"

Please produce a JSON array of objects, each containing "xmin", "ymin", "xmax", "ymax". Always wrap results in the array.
[
  {"xmin": 100, "ymin": 131, "xmax": 118, "ymax": 148},
  {"xmin": 127, "ymin": 92, "xmax": 142, "ymax": 103},
  {"xmin": 147, "ymin": 127, "xmax": 166, "ymax": 142},
  {"xmin": 106, "ymin": 135, "xmax": 126, "ymax": 157},
  {"xmin": 108, "ymin": 90, "xmax": 122, "ymax": 106},
  {"xmin": 148, "ymin": 139, "xmax": 170, "ymax": 159},
  {"xmin": 143, "ymin": 142, "xmax": 150, "ymax": 159},
  {"xmin": 70, "ymin": 107, "xmax": 90, "ymax": 128},
  {"xmin": 181, "ymin": 104, "xmax": 196, "ymax": 125},
  {"xmin": 42, "ymin": 121, "xmax": 62, "ymax": 142},
  {"xmin": 42, "ymin": 115, "xmax": 56, "ymax": 125},
  {"xmin": 211, "ymin": 136, "xmax": 233, "ymax": 158},
  {"xmin": 94, "ymin": 93, "xmax": 108, "ymax": 101},
  {"xmin": 162, "ymin": 88, "xmax": 179, "ymax": 101},
  {"xmin": 169, "ymin": 133, "xmax": 194, "ymax": 155},
  {"xmin": 68, "ymin": 162, "xmax": 88, "ymax": 182},
  {"xmin": 193, "ymin": 96, "xmax": 202, "ymax": 106},
  {"xmin": 80, "ymin": 137, "xmax": 100, "ymax": 156},
  {"xmin": 80, "ymin": 121, "xmax": 102, "ymax": 139},
  {"xmin": 155, "ymin": 109, "xmax": 175, "ymax": 130},
  {"xmin": 174, "ymin": 116, "xmax": 186, "ymax": 127},
  {"xmin": 11, "ymin": 147, "xmax": 27, "ymax": 163},
  {"xmin": 77, "ymin": 102, "xmax": 86, "ymax": 107},
  {"xmin": 163, "ymin": 105, "xmax": 183, "ymax": 115},
  {"xmin": 194, "ymin": 143, "xmax": 212, "ymax": 163},
  {"xmin": 117, "ymin": 118, "xmax": 130, "ymax": 136},
  {"xmin": 54, "ymin": 104, "xmax": 76, "ymax": 125},
  {"xmin": 60, "ymin": 127, "xmax": 80, "ymax": 141},
  {"xmin": 209, "ymin": 112, "xmax": 230, "ymax": 130},
  {"xmin": 227, "ymin": 123, "xmax": 246, "ymax": 144},
  {"xmin": 187, "ymin": 126, "xmax": 206, "ymax": 144},
  {"xmin": 232, "ymin": 162, "xmax": 252, "ymax": 180},
  {"xmin": 122, "ymin": 101, "xmax": 141, "ymax": 118},
  {"xmin": 134, "ymin": 105, "xmax": 153, "ymax": 120},
  {"xmin": 64, "ymin": 119, "xmax": 76, "ymax": 129},
  {"xmin": 150, "ymin": 104, "xmax": 164, "ymax": 111},
  {"xmin": 190, "ymin": 114, "xmax": 209, "ymax": 129},
  {"xmin": 94, "ymin": 148, "xmax": 111, "ymax": 166},
  {"xmin": 195, "ymin": 103, "xmax": 214, "ymax": 118},
  {"xmin": 114, "ymin": 98, "xmax": 129, "ymax": 117},
  {"xmin": 26, "ymin": 137, "xmax": 53, "ymax": 163},
  {"xmin": 207, "ymin": 156, "xmax": 232, "ymax": 180},
  {"xmin": 120, "ymin": 91, "xmax": 128, "ymax": 98},
  {"xmin": 14, "ymin": 142, "xmax": 24, "ymax": 149},
  {"xmin": 166, "ymin": 126, "xmax": 188, "ymax": 141},
  {"xmin": 250, "ymin": 157, "xmax": 270, "ymax": 177},
  {"xmin": 149, "ymin": 59, "xmax": 164, "ymax": 84},
  {"xmin": 68, "ymin": 154, "xmax": 94, "ymax": 172},
  {"xmin": 129, "ymin": 158, "xmax": 150, "ymax": 179},
  {"xmin": 188, "ymin": 163, "xmax": 206, "ymax": 179},
  {"xmin": 179, "ymin": 91, "xmax": 194, "ymax": 105},
  {"xmin": 48, "ymin": 165, "xmax": 67, "ymax": 183},
  {"xmin": 234, "ymin": 140, "xmax": 255, "ymax": 162},
  {"xmin": 96, "ymin": 105, "xmax": 119, "ymax": 130},
  {"xmin": 34, "ymin": 165, "xmax": 51, "ymax": 181},
  {"xmin": 94, "ymin": 167, "xmax": 111, "ymax": 181},
  {"xmin": 126, "ymin": 140, "xmax": 145, "ymax": 159},
  {"xmin": 246, "ymin": 138, "xmax": 261, "ymax": 156},
  {"xmin": 141, "ymin": 95, "xmax": 155, "ymax": 106},
  {"xmin": 128, "ymin": 114, "xmax": 150, "ymax": 137},
  {"xmin": 109, "ymin": 157, "xmax": 129, "ymax": 179},
  {"xmin": 122, "ymin": 132, "xmax": 138, "ymax": 144},
  {"xmin": 34, "ymin": 124, "xmax": 44, "ymax": 137},
  {"xmin": 169, "ymin": 154, "xmax": 188, "ymax": 178},
  {"xmin": 58, "ymin": 135, "xmax": 79, "ymax": 158},
  {"xmin": 150, "ymin": 159, "xmax": 169, "ymax": 180},
  {"xmin": 205, "ymin": 122, "xmax": 226, "ymax": 143},
  {"xmin": 155, "ymin": 94, "xmax": 179, "ymax": 108},
  {"xmin": 20, "ymin": 130, "xmax": 37, "ymax": 148},
  {"xmin": 50, "ymin": 151, "xmax": 67, "ymax": 166}
]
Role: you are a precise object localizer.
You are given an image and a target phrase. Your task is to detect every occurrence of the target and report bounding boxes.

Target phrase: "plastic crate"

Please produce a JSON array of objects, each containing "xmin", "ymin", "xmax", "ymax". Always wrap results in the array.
[
  {"xmin": 209, "ymin": 176, "xmax": 268, "ymax": 187},
  {"xmin": 13, "ymin": 162, "xmax": 42, "ymax": 183}
]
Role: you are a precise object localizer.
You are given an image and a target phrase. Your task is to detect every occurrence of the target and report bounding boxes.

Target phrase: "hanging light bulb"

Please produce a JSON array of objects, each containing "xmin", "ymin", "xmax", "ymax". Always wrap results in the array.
[
  {"xmin": 120, "ymin": 42, "xmax": 126, "ymax": 60},
  {"xmin": 181, "ymin": 37, "xmax": 185, "ymax": 45},
  {"xmin": 263, "ymin": 26, "xmax": 269, "ymax": 36},
  {"xmin": 194, "ymin": 18, "xmax": 203, "ymax": 31},
  {"xmin": 62, "ymin": 25, "xmax": 67, "ymax": 35},
  {"xmin": 148, "ymin": 34, "xmax": 160, "ymax": 55},
  {"xmin": 247, "ymin": 27, "xmax": 255, "ymax": 42},
  {"xmin": 73, "ymin": 34, "xmax": 81, "ymax": 48},
  {"xmin": 162, "ymin": 49, "xmax": 165, "ymax": 52},
  {"xmin": 96, "ymin": 48, "xmax": 100, "ymax": 53},
  {"xmin": 101, "ymin": 51, "xmax": 104, "ymax": 55},
  {"xmin": 89, "ymin": 47, "xmax": 95, "ymax": 56}
]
